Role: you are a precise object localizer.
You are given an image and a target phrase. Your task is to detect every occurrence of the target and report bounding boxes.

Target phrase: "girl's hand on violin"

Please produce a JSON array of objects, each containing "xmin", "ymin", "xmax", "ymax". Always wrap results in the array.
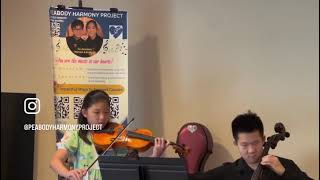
[
  {"xmin": 65, "ymin": 168, "xmax": 87, "ymax": 180},
  {"xmin": 151, "ymin": 137, "xmax": 170, "ymax": 157},
  {"xmin": 261, "ymin": 154, "xmax": 285, "ymax": 176}
]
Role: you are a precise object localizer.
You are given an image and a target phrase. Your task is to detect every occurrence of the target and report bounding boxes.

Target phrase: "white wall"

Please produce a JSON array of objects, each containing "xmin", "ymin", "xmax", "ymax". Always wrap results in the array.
[{"xmin": 2, "ymin": 0, "xmax": 318, "ymax": 179}]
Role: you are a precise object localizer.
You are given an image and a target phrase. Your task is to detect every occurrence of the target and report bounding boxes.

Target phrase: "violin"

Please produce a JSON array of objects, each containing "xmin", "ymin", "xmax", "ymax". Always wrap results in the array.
[
  {"xmin": 91, "ymin": 122, "xmax": 189, "ymax": 157},
  {"xmin": 251, "ymin": 122, "xmax": 290, "ymax": 180}
]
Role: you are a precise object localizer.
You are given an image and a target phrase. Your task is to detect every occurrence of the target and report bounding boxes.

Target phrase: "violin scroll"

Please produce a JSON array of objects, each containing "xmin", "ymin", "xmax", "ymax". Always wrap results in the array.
[{"xmin": 171, "ymin": 143, "xmax": 190, "ymax": 157}]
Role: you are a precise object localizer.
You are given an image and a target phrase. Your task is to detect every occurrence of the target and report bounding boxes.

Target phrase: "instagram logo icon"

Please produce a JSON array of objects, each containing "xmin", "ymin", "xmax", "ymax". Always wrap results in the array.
[{"xmin": 24, "ymin": 98, "xmax": 41, "ymax": 114}]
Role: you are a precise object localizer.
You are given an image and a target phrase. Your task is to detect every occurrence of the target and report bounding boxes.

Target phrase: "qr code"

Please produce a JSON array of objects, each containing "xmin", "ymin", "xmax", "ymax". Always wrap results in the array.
[
  {"xmin": 74, "ymin": 97, "xmax": 84, "ymax": 120},
  {"xmin": 51, "ymin": 21, "xmax": 61, "ymax": 37},
  {"xmin": 110, "ymin": 97, "xmax": 120, "ymax": 119},
  {"xmin": 54, "ymin": 96, "xmax": 70, "ymax": 119}
]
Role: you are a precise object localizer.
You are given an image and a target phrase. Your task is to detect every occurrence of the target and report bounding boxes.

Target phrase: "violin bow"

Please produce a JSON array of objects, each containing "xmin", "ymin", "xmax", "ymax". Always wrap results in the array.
[{"xmin": 86, "ymin": 118, "xmax": 135, "ymax": 173}]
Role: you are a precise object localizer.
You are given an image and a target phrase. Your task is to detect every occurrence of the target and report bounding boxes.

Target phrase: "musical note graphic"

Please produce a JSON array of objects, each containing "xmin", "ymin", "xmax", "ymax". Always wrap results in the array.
[
  {"xmin": 56, "ymin": 39, "xmax": 61, "ymax": 52},
  {"xmin": 103, "ymin": 40, "xmax": 109, "ymax": 54}
]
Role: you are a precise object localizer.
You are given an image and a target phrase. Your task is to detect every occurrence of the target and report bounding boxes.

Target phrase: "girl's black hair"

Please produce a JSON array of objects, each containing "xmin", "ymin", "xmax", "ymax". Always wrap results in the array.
[
  {"xmin": 78, "ymin": 89, "xmax": 110, "ymax": 144},
  {"xmin": 86, "ymin": 20, "xmax": 98, "ymax": 29}
]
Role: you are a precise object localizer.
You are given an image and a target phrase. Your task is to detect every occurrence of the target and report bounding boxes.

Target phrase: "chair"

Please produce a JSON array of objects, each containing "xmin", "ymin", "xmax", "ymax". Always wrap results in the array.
[{"xmin": 176, "ymin": 122, "xmax": 213, "ymax": 174}]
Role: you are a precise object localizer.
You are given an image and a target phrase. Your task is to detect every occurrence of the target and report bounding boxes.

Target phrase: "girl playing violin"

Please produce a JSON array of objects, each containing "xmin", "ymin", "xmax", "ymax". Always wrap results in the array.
[{"xmin": 50, "ymin": 90, "xmax": 170, "ymax": 180}]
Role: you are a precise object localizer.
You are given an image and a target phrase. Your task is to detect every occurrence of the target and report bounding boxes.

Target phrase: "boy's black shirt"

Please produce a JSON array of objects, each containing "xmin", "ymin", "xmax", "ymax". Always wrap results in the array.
[{"xmin": 190, "ymin": 157, "xmax": 313, "ymax": 180}]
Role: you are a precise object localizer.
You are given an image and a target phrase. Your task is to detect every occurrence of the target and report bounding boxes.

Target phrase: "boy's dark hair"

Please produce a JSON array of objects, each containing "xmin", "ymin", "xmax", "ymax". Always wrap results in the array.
[
  {"xmin": 231, "ymin": 110, "xmax": 264, "ymax": 141},
  {"xmin": 78, "ymin": 89, "xmax": 110, "ymax": 144},
  {"xmin": 71, "ymin": 19, "xmax": 84, "ymax": 29}
]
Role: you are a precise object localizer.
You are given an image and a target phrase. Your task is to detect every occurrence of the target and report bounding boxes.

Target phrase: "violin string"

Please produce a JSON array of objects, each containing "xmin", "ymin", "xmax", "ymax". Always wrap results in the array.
[{"xmin": 126, "ymin": 131, "xmax": 185, "ymax": 150}]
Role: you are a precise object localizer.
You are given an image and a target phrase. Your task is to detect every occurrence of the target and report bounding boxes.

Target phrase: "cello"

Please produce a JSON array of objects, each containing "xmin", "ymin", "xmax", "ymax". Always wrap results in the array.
[{"xmin": 251, "ymin": 122, "xmax": 290, "ymax": 180}]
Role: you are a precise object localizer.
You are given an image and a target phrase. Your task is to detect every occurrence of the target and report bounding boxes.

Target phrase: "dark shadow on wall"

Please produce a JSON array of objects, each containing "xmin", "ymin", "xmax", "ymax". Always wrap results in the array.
[
  {"xmin": 204, "ymin": 142, "xmax": 234, "ymax": 171},
  {"xmin": 128, "ymin": 36, "xmax": 164, "ymax": 137}
]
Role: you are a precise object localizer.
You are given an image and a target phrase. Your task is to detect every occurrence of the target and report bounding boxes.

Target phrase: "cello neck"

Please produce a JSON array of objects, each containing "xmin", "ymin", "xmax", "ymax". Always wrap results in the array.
[{"xmin": 250, "ymin": 143, "xmax": 271, "ymax": 180}]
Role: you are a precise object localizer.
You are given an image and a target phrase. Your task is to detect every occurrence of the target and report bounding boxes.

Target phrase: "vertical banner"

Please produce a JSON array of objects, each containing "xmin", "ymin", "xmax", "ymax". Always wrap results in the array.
[{"xmin": 49, "ymin": 7, "xmax": 128, "ymax": 139}]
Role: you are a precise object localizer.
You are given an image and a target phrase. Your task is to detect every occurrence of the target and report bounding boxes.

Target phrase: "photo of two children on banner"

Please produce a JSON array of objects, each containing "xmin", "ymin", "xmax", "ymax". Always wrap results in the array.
[{"xmin": 66, "ymin": 18, "xmax": 103, "ymax": 58}]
